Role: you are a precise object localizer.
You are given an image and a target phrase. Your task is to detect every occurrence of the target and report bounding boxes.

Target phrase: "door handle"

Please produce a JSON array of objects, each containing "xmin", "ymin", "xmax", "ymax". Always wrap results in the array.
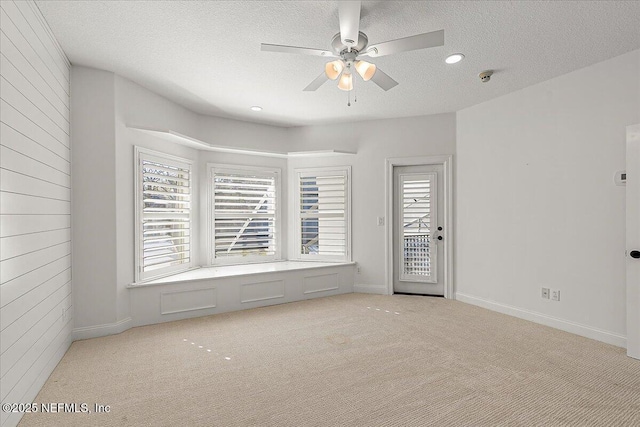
[{"xmin": 631, "ymin": 250, "xmax": 640, "ymax": 259}]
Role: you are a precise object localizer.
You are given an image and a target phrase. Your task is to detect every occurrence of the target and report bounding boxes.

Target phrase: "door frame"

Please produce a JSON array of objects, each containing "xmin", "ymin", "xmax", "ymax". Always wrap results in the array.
[
  {"xmin": 385, "ymin": 155, "xmax": 454, "ymax": 298},
  {"xmin": 627, "ymin": 124, "xmax": 640, "ymax": 359}
]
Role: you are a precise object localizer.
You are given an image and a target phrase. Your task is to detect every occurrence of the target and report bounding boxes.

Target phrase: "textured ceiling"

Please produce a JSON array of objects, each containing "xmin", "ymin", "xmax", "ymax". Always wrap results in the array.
[{"xmin": 36, "ymin": 1, "xmax": 640, "ymax": 127}]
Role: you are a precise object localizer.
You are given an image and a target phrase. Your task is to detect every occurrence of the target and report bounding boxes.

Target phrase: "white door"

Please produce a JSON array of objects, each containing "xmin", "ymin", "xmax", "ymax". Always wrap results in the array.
[
  {"xmin": 393, "ymin": 165, "xmax": 444, "ymax": 295},
  {"xmin": 627, "ymin": 124, "xmax": 640, "ymax": 360}
]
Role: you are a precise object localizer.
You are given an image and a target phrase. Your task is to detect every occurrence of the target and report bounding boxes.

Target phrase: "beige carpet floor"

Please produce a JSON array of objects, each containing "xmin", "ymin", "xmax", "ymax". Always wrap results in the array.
[{"xmin": 19, "ymin": 294, "xmax": 640, "ymax": 427}]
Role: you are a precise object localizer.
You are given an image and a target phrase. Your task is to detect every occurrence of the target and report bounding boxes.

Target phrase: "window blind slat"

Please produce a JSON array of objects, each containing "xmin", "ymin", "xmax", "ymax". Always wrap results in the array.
[
  {"xmin": 214, "ymin": 213, "xmax": 275, "ymax": 220},
  {"xmin": 143, "ymin": 172, "xmax": 190, "ymax": 184},
  {"xmin": 144, "ymin": 191, "xmax": 191, "ymax": 198},
  {"xmin": 300, "ymin": 213, "xmax": 345, "ymax": 219},
  {"xmin": 143, "ymin": 198, "xmax": 191, "ymax": 205},
  {"xmin": 216, "ymin": 250, "xmax": 275, "ymax": 257},
  {"xmin": 215, "ymin": 182, "xmax": 273, "ymax": 189},
  {"xmin": 144, "ymin": 257, "xmax": 191, "ymax": 270},
  {"xmin": 143, "ymin": 207, "xmax": 190, "ymax": 213},
  {"xmin": 215, "ymin": 232, "xmax": 276, "ymax": 238},
  {"xmin": 214, "ymin": 246, "xmax": 276, "ymax": 252},
  {"xmin": 143, "ymin": 235, "xmax": 190, "ymax": 244},
  {"xmin": 143, "ymin": 249, "xmax": 190, "ymax": 262},
  {"xmin": 215, "ymin": 196, "xmax": 276, "ymax": 201},
  {"xmin": 214, "ymin": 175, "xmax": 274, "ymax": 183},
  {"xmin": 142, "ymin": 160, "xmax": 189, "ymax": 173},
  {"xmin": 215, "ymin": 204, "xmax": 275, "ymax": 209},
  {"xmin": 214, "ymin": 189, "xmax": 275, "ymax": 196},
  {"xmin": 143, "ymin": 182, "xmax": 188, "ymax": 191}
]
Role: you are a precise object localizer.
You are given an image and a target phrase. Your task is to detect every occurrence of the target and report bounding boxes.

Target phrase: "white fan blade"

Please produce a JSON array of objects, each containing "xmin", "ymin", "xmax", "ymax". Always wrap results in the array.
[
  {"xmin": 339, "ymin": 1, "xmax": 361, "ymax": 48},
  {"xmin": 364, "ymin": 30, "xmax": 444, "ymax": 58},
  {"xmin": 370, "ymin": 68, "xmax": 398, "ymax": 91},
  {"xmin": 303, "ymin": 72, "xmax": 329, "ymax": 91},
  {"xmin": 261, "ymin": 43, "xmax": 336, "ymax": 57}
]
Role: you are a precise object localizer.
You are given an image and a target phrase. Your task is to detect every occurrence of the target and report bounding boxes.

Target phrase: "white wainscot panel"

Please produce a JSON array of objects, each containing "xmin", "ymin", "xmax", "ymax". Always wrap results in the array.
[
  {"xmin": 160, "ymin": 287, "xmax": 217, "ymax": 315},
  {"xmin": 128, "ymin": 263, "xmax": 355, "ymax": 329},
  {"xmin": 241, "ymin": 280, "xmax": 285, "ymax": 304},
  {"xmin": 303, "ymin": 273, "xmax": 339, "ymax": 295}
]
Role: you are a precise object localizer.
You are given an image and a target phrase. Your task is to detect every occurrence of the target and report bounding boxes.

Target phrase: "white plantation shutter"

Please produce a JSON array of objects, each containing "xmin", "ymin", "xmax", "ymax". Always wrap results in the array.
[
  {"xmin": 400, "ymin": 172, "xmax": 436, "ymax": 282},
  {"xmin": 211, "ymin": 167, "xmax": 280, "ymax": 263},
  {"xmin": 136, "ymin": 149, "xmax": 193, "ymax": 281},
  {"xmin": 297, "ymin": 168, "xmax": 350, "ymax": 261}
]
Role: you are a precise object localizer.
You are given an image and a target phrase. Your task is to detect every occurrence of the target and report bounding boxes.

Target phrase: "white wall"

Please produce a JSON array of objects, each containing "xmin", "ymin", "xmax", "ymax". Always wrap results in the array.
[
  {"xmin": 196, "ymin": 114, "xmax": 290, "ymax": 153},
  {"xmin": 287, "ymin": 114, "xmax": 456, "ymax": 293},
  {"xmin": 70, "ymin": 67, "xmax": 117, "ymax": 332},
  {"xmin": 0, "ymin": 2, "xmax": 72, "ymax": 426},
  {"xmin": 455, "ymin": 49, "xmax": 640, "ymax": 347}
]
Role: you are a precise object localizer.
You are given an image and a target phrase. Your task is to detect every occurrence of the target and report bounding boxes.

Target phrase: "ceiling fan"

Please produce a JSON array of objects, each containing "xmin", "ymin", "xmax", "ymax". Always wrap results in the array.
[{"xmin": 260, "ymin": 1, "xmax": 444, "ymax": 93}]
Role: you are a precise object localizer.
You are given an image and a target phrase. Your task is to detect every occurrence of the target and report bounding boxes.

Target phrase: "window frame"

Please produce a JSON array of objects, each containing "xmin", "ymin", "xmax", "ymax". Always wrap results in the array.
[
  {"xmin": 293, "ymin": 166, "xmax": 352, "ymax": 262},
  {"xmin": 134, "ymin": 147, "xmax": 195, "ymax": 283},
  {"xmin": 208, "ymin": 163, "xmax": 282, "ymax": 266}
]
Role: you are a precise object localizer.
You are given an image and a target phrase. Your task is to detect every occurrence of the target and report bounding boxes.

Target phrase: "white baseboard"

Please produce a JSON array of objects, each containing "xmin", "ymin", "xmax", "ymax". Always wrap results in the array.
[
  {"xmin": 455, "ymin": 292, "xmax": 626, "ymax": 348},
  {"xmin": 353, "ymin": 284, "xmax": 388, "ymax": 295},
  {"xmin": 73, "ymin": 317, "xmax": 133, "ymax": 341}
]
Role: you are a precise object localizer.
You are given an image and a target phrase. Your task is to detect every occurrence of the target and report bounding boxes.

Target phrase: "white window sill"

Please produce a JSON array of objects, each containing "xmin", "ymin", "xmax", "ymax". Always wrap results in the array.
[{"xmin": 128, "ymin": 261, "xmax": 356, "ymax": 288}]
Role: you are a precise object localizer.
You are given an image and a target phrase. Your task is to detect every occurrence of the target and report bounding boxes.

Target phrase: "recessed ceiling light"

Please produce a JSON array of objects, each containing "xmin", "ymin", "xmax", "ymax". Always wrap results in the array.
[
  {"xmin": 250, "ymin": 106, "xmax": 263, "ymax": 112},
  {"xmin": 445, "ymin": 53, "xmax": 465, "ymax": 64}
]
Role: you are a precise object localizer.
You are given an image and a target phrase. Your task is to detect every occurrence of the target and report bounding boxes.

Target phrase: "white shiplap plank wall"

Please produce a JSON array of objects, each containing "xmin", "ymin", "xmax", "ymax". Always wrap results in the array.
[{"xmin": 0, "ymin": 1, "xmax": 71, "ymax": 426}]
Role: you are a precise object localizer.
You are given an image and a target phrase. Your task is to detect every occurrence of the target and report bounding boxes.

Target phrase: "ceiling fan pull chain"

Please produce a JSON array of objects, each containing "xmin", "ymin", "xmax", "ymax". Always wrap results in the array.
[
  {"xmin": 347, "ymin": 90, "xmax": 351, "ymax": 107},
  {"xmin": 353, "ymin": 75, "xmax": 357, "ymax": 103}
]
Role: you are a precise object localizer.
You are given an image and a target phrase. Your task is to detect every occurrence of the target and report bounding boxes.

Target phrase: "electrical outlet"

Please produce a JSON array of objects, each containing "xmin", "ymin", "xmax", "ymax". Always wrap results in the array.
[
  {"xmin": 551, "ymin": 289, "xmax": 561, "ymax": 301},
  {"xmin": 356, "ymin": 267, "xmax": 361, "ymax": 274},
  {"xmin": 541, "ymin": 288, "xmax": 550, "ymax": 299},
  {"xmin": 377, "ymin": 216, "xmax": 385, "ymax": 226}
]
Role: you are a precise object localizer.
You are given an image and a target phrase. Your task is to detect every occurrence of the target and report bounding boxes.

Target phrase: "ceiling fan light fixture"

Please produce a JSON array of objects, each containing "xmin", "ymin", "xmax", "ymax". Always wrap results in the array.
[
  {"xmin": 325, "ymin": 60, "xmax": 344, "ymax": 80},
  {"xmin": 355, "ymin": 60, "xmax": 376, "ymax": 81},
  {"xmin": 262, "ymin": 2, "xmax": 444, "ymax": 96},
  {"xmin": 445, "ymin": 53, "xmax": 465, "ymax": 64},
  {"xmin": 337, "ymin": 72, "xmax": 353, "ymax": 91}
]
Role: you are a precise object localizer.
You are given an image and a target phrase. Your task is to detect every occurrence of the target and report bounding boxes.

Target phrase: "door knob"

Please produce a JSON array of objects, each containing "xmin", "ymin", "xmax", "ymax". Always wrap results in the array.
[{"xmin": 631, "ymin": 250, "xmax": 640, "ymax": 259}]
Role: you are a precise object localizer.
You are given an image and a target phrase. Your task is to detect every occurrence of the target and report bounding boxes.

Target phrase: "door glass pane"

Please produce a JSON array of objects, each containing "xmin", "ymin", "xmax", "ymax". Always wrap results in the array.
[{"xmin": 401, "ymin": 174, "xmax": 435, "ymax": 280}]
